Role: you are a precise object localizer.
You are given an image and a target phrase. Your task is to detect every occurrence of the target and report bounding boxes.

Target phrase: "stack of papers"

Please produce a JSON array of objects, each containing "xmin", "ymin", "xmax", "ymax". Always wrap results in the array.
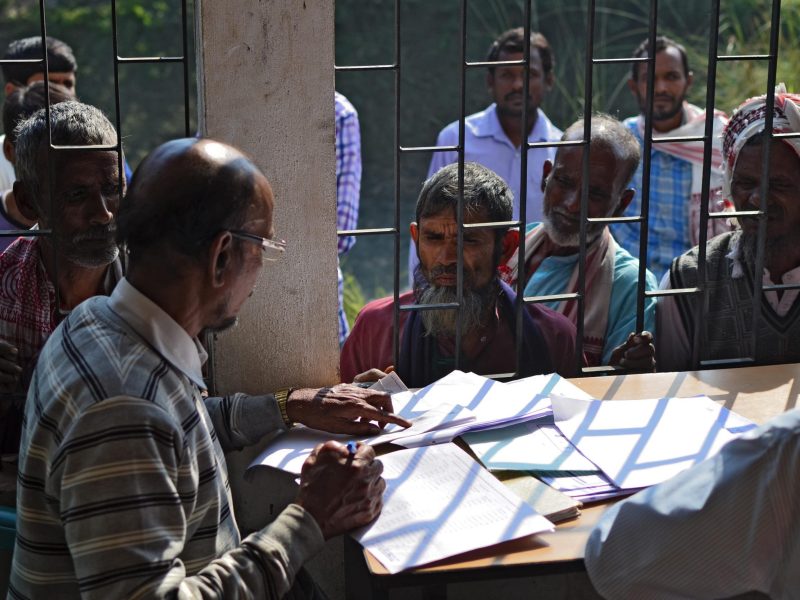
[
  {"xmin": 465, "ymin": 393, "xmax": 756, "ymax": 502},
  {"xmin": 249, "ymin": 370, "xmax": 584, "ymax": 474},
  {"xmin": 353, "ymin": 443, "xmax": 554, "ymax": 573}
]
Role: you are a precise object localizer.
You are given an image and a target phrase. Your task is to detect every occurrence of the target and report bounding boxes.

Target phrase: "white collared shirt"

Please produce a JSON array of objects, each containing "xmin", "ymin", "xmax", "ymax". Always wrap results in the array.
[{"xmin": 107, "ymin": 277, "xmax": 208, "ymax": 390}]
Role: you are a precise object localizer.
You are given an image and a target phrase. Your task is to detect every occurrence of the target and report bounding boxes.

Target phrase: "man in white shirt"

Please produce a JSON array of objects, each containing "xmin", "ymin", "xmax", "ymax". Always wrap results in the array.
[
  {"xmin": 656, "ymin": 88, "xmax": 800, "ymax": 370},
  {"xmin": 585, "ymin": 406, "xmax": 800, "ymax": 598}
]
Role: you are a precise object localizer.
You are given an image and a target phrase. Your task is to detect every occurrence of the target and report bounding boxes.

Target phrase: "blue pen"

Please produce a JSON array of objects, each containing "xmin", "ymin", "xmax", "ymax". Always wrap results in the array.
[{"xmin": 346, "ymin": 441, "xmax": 358, "ymax": 457}]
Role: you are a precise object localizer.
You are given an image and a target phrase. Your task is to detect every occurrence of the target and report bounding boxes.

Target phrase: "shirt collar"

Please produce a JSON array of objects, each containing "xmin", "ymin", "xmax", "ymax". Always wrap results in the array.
[
  {"xmin": 473, "ymin": 104, "xmax": 551, "ymax": 144},
  {"xmin": 108, "ymin": 277, "xmax": 207, "ymax": 390}
]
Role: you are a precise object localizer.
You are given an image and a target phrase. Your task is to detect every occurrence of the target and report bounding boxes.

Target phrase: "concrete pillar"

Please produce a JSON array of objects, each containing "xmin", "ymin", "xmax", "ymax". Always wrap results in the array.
[
  {"xmin": 195, "ymin": 3, "xmax": 344, "ymax": 597},
  {"xmin": 196, "ymin": 0, "xmax": 339, "ymax": 395}
]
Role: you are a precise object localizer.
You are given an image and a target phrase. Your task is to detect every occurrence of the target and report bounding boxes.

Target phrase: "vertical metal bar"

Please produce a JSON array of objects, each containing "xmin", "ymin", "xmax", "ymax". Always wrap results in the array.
[
  {"xmin": 180, "ymin": 0, "xmax": 192, "ymax": 136},
  {"xmin": 634, "ymin": 0, "xmax": 659, "ymax": 334},
  {"xmin": 391, "ymin": 0, "xmax": 402, "ymax": 367},
  {"xmin": 111, "ymin": 0, "xmax": 124, "ymax": 195},
  {"xmin": 749, "ymin": 0, "xmax": 781, "ymax": 361},
  {"xmin": 689, "ymin": 0, "xmax": 722, "ymax": 368},
  {"xmin": 514, "ymin": 0, "xmax": 532, "ymax": 378},
  {"xmin": 38, "ymin": 0, "xmax": 60, "ymax": 316},
  {"xmin": 576, "ymin": 0, "xmax": 596, "ymax": 373},
  {"xmin": 454, "ymin": 0, "xmax": 467, "ymax": 369}
]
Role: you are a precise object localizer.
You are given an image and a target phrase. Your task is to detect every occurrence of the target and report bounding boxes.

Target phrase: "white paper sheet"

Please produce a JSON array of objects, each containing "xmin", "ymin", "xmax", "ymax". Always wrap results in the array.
[
  {"xmin": 353, "ymin": 443, "xmax": 554, "ymax": 573},
  {"xmin": 463, "ymin": 416, "xmax": 599, "ymax": 471},
  {"xmin": 552, "ymin": 394, "xmax": 736, "ymax": 490}
]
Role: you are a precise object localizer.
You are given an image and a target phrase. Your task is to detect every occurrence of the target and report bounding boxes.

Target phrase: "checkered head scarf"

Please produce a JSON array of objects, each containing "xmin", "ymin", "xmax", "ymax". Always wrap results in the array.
[{"xmin": 721, "ymin": 84, "xmax": 800, "ymax": 198}]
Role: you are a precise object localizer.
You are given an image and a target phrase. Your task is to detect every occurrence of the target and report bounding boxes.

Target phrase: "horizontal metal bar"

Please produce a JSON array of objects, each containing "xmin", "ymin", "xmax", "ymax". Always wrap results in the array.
[
  {"xmin": 48, "ymin": 144, "xmax": 120, "ymax": 152},
  {"xmin": 645, "ymin": 287, "xmax": 701, "ymax": 297},
  {"xmin": 717, "ymin": 54, "xmax": 771, "ymax": 61},
  {"xmin": 774, "ymin": 132, "xmax": 800, "ymax": 139},
  {"xmin": 523, "ymin": 292, "xmax": 578, "ymax": 303},
  {"xmin": 0, "ymin": 228, "xmax": 53, "ymax": 237},
  {"xmin": 528, "ymin": 139, "xmax": 585, "ymax": 150},
  {"xmin": 463, "ymin": 220, "xmax": 520, "ymax": 230},
  {"xmin": 581, "ymin": 365, "xmax": 623, "ymax": 374},
  {"xmin": 651, "ymin": 135, "xmax": 706, "ymax": 144},
  {"xmin": 398, "ymin": 302, "xmax": 459, "ymax": 312},
  {"xmin": 117, "ymin": 56, "xmax": 184, "ymax": 63},
  {"xmin": 699, "ymin": 357, "xmax": 755, "ymax": 367},
  {"xmin": 592, "ymin": 57, "xmax": 648, "ymax": 65},
  {"xmin": 762, "ymin": 282, "xmax": 800, "ymax": 292},
  {"xmin": 337, "ymin": 227, "xmax": 397, "ymax": 237},
  {"xmin": 466, "ymin": 58, "xmax": 526, "ymax": 68},
  {"xmin": 0, "ymin": 58, "xmax": 43, "ymax": 65},
  {"xmin": 723, "ymin": 210, "xmax": 760, "ymax": 217},
  {"xmin": 586, "ymin": 215, "xmax": 642, "ymax": 225},
  {"xmin": 399, "ymin": 144, "xmax": 459, "ymax": 153},
  {"xmin": 708, "ymin": 211, "xmax": 735, "ymax": 219},
  {"xmin": 334, "ymin": 63, "xmax": 397, "ymax": 72}
]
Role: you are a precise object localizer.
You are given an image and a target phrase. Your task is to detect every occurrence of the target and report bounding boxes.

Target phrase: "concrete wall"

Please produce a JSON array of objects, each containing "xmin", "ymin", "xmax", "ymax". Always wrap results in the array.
[{"xmin": 196, "ymin": 0, "xmax": 339, "ymax": 395}]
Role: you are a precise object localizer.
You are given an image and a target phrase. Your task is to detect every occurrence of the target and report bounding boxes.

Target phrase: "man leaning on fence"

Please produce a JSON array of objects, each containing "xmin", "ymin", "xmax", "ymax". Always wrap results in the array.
[
  {"xmin": 610, "ymin": 36, "xmax": 732, "ymax": 281},
  {"xmin": 9, "ymin": 137, "xmax": 411, "ymax": 599},
  {"xmin": 657, "ymin": 87, "xmax": 800, "ymax": 370},
  {"xmin": 409, "ymin": 27, "xmax": 562, "ymax": 284},
  {"xmin": 0, "ymin": 101, "xmax": 124, "ymax": 455},
  {"xmin": 341, "ymin": 161, "xmax": 578, "ymax": 387},
  {"xmin": 502, "ymin": 114, "xmax": 657, "ymax": 369}
]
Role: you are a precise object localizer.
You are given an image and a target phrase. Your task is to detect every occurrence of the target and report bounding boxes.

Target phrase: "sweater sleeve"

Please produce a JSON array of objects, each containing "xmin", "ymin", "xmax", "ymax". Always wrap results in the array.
[
  {"xmin": 203, "ymin": 392, "xmax": 286, "ymax": 451},
  {"xmin": 47, "ymin": 396, "xmax": 323, "ymax": 600}
]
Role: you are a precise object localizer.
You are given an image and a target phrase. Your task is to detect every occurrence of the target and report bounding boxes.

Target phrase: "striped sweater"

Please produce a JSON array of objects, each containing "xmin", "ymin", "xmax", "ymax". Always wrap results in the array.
[{"xmin": 9, "ymin": 284, "xmax": 324, "ymax": 599}]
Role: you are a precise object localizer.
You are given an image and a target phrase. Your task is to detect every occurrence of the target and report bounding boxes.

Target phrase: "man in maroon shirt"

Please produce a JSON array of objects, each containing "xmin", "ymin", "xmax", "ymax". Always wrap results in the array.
[{"xmin": 341, "ymin": 162, "xmax": 579, "ymax": 386}]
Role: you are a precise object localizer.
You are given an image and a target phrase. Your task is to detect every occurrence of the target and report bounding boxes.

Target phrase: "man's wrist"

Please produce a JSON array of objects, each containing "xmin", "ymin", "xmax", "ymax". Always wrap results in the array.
[{"xmin": 274, "ymin": 388, "xmax": 295, "ymax": 428}]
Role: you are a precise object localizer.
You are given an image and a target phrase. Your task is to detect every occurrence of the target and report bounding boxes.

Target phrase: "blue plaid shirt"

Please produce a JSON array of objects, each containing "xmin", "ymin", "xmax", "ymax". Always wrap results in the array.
[
  {"xmin": 610, "ymin": 117, "xmax": 692, "ymax": 281},
  {"xmin": 335, "ymin": 92, "xmax": 361, "ymax": 344}
]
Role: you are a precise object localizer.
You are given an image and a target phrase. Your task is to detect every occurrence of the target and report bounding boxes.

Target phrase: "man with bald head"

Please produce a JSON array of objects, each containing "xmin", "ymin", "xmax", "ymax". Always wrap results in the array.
[{"xmin": 11, "ymin": 138, "xmax": 408, "ymax": 599}]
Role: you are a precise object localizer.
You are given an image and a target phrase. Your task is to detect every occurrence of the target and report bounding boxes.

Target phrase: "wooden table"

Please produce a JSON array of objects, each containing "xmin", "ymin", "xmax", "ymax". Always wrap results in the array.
[{"xmin": 345, "ymin": 363, "xmax": 800, "ymax": 599}]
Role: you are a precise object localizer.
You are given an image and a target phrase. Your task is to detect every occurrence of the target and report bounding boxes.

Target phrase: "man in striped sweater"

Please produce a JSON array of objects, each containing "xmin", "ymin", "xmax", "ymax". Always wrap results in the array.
[{"xmin": 9, "ymin": 138, "xmax": 408, "ymax": 599}]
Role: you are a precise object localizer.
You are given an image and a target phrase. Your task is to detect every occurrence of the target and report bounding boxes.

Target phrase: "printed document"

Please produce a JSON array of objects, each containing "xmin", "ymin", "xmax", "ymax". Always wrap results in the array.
[{"xmin": 353, "ymin": 443, "xmax": 554, "ymax": 573}]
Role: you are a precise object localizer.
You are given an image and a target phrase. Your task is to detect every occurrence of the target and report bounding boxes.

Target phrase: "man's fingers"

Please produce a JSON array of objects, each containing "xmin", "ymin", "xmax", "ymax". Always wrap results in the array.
[
  {"xmin": 353, "ymin": 368, "xmax": 386, "ymax": 383},
  {"xmin": 361, "ymin": 394, "xmax": 411, "ymax": 428},
  {"xmin": 0, "ymin": 341, "xmax": 18, "ymax": 360},
  {"xmin": 0, "ymin": 357, "xmax": 22, "ymax": 374}
]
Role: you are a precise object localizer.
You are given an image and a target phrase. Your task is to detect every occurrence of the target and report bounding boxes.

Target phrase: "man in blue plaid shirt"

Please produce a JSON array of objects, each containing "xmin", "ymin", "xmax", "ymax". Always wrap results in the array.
[
  {"xmin": 611, "ymin": 36, "xmax": 730, "ymax": 281},
  {"xmin": 335, "ymin": 91, "xmax": 361, "ymax": 344}
]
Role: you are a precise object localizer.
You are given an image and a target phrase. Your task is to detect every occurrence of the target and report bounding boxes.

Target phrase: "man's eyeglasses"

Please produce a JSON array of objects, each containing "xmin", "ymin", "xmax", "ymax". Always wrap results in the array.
[{"xmin": 230, "ymin": 230, "xmax": 287, "ymax": 261}]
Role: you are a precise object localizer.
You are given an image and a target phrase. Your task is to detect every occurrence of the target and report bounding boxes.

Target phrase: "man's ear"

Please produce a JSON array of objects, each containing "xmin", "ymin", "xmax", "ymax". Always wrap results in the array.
[
  {"xmin": 410, "ymin": 222, "xmax": 419, "ymax": 245},
  {"xmin": 2, "ymin": 138, "xmax": 13, "ymax": 164},
  {"xmin": 12, "ymin": 181, "xmax": 39, "ymax": 222},
  {"xmin": 544, "ymin": 71, "xmax": 555, "ymax": 94},
  {"xmin": 615, "ymin": 188, "xmax": 635, "ymax": 216},
  {"xmin": 3, "ymin": 82, "xmax": 16, "ymax": 97},
  {"xmin": 686, "ymin": 70, "xmax": 694, "ymax": 90},
  {"xmin": 541, "ymin": 160, "xmax": 553, "ymax": 192},
  {"xmin": 486, "ymin": 72, "xmax": 495, "ymax": 96},
  {"xmin": 207, "ymin": 230, "xmax": 236, "ymax": 289},
  {"xmin": 500, "ymin": 228, "xmax": 519, "ymax": 265},
  {"xmin": 626, "ymin": 77, "xmax": 638, "ymax": 97}
]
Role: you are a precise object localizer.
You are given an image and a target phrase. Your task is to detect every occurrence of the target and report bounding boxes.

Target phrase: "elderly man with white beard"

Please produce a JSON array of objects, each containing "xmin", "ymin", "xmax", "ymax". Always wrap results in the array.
[
  {"xmin": 340, "ymin": 161, "xmax": 578, "ymax": 387},
  {"xmin": 502, "ymin": 114, "xmax": 657, "ymax": 368}
]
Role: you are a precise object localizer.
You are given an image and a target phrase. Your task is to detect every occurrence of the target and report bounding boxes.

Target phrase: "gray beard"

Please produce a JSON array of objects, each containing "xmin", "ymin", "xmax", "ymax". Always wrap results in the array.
[
  {"xmin": 64, "ymin": 243, "xmax": 119, "ymax": 268},
  {"xmin": 416, "ymin": 280, "xmax": 498, "ymax": 338},
  {"xmin": 740, "ymin": 229, "xmax": 773, "ymax": 270},
  {"xmin": 542, "ymin": 212, "xmax": 603, "ymax": 248}
]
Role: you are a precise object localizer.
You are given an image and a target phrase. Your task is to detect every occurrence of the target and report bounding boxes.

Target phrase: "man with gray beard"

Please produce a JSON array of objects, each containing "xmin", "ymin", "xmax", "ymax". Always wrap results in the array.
[
  {"xmin": 340, "ymin": 162, "xmax": 577, "ymax": 387},
  {"xmin": 657, "ymin": 89, "xmax": 800, "ymax": 370},
  {"xmin": 0, "ymin": 101, "xmax": 124, "ymax": 452},
  {"xmin": 502, "ymin": 115, "xmax": 657, "ymax": 368}
]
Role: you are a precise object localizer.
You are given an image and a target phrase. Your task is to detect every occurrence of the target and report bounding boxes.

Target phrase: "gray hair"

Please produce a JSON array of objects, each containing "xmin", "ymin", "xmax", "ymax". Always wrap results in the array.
[
  {"xmin": 416, "ymin": 162, "xmax": 514, "ymax": 237},
  {"xmin": 14, "ymin": 100, "xmax": 119, "ymax": 202},
  {"xmin": 561, "ymin": 114, "xmax": 641, "ymax": 188}
]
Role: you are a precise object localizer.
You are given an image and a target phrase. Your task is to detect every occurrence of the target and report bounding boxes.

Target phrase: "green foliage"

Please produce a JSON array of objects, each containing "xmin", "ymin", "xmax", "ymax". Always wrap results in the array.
[
  {"xmin": 335, "ymin": 0, "xmax": 800, "ymax": 301},
  {"xmin": 342, "ymin": 267, "xmax": 367, "ymax": 331}
]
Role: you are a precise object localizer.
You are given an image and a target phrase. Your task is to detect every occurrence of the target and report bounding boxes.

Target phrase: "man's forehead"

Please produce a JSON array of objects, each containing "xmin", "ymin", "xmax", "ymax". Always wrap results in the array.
[
  {"xmin": 41, "ymin": 148, "xmax": 120, "ymax": 181},
  {"xmin": 496, "ymin": 49, "xmax": 543, "ymax": 69},
  {"xmin": 419, "ymin": 208, "xmax": 492, "ymax": 230}
]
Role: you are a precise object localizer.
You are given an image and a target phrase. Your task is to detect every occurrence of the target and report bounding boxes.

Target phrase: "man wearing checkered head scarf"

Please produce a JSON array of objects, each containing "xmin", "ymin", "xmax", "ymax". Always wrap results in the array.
[{"xmin": 656, "ymin": 85, "xmax": 800, "ymax": 370}]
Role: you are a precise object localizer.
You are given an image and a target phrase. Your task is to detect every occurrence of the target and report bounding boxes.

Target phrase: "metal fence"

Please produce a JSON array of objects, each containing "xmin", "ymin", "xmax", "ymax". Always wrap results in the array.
[{"xmin": 336, "ymin": 0, "xmax": 796, "ymax": 377}]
